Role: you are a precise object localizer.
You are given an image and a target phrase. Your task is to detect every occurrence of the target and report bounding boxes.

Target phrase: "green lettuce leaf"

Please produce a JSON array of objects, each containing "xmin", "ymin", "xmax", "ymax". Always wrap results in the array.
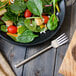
[
  {"xmin": 24, "ymin": 19, "xmax": 37, "ymax": 32},
  {"xmin": 1, "ymin": 10, "xmax": 17, "ymax": 24},
  {"xmin": 9, "ymin": 0, "xmax": 26, "ymax": 14},
  {"xmin": 17, "ymin": 18, "xmax": 25, "ymax": 26},
  {"xmin": 1, "ymin": 25, "xmax": 7, "ymax": 32},
  {"xmin": 0, "ymin": 21, "xmax": 4, "ymax": 25},
  {"xmin": 27, "ymin": 0, "xmax": 43, "ymax": 16},
  {"xmin": 0, "ymin": 1, "xmax": 7, "ymax": 8},
  {"xmin": 16, "ymin": 30, "xmax": 38, "ymax": 43},
  {"xmin": 17, "ymin": 25, "xmax": 27, "ymax": 34},
  {"xmin": 47, "ymin": 14, "xmax": 58, "ymax": 30}
]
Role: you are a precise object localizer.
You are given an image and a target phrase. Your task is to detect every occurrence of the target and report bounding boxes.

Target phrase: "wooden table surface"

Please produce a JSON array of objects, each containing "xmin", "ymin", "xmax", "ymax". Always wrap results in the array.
[{"xmin": 0, "ymin": 0, "xmax": 76, "ymax": 76}]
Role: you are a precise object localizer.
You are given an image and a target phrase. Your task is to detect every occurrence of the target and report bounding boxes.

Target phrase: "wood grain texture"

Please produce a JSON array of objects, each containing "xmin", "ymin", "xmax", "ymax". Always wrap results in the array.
[
  {"xmin": 9, "ymin": 46, "xmax": 26, "ymax": 76},
  {"xmin": 66, "ymin": 0, "xmax": 75, "ymax": 6},
  {"xmin": 0, "ymin": 52, "xmax": 15, "ymax": 76},
  {"xmin": 70, "ymin": 2, "xmax": 76, "ymax": 39},
  {"xmin": 0, "ymin": 39, "xmax": 26, "ymax": 76},
  {"xmin": 23, "ymin": 42, "xmax": 56, "ymax": 76},
  {"xmin": 0, "ymin": 69, "xmax": 6, "ymax": 76},
  {"xmin": 59, "ymin": 31, "xmax": 76, "ymax": 76}
]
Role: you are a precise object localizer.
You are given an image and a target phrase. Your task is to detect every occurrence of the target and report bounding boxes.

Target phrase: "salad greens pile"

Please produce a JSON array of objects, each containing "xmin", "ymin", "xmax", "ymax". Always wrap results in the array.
[
  {"xmin": 0, "ymin": 0, "xmax": 61, "ymax": 43},
  {"xmin": 10, "ymin": 0, "xmax": 26, "ymax": 14}
]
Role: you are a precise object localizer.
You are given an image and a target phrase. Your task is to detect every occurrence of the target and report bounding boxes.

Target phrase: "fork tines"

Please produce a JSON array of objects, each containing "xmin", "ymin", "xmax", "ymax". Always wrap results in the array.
[{"xmin": 56, "ymin": 33, "xmax": 69, "ymax": 46}]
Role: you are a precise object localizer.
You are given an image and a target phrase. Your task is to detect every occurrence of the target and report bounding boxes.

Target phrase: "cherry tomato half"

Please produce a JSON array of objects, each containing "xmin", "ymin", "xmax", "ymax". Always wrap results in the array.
[
  {"xmin": 7, "ymin": 25, "xmax": 17, "ymax": 34},
  {"xmin": 42, "ymin": 16, "xmax": 49, "ymax": 24},
  {"xmin": 24, "ymin": 9, "xmax": 32, "ymax": 18}
]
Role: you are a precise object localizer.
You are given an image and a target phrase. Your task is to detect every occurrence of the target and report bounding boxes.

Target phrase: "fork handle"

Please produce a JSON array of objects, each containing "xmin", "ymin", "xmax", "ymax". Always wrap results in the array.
[{"xmin": 15, "ymin": 45, "xmax": 52, "ymax": 68}]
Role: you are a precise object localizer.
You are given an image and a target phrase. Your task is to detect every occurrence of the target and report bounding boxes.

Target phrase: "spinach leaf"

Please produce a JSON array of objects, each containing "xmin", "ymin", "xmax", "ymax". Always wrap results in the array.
[
  {"xmin": 24, "ymin": 18, "xmax": 47, "ymax": 32},
  {"xmin": 1, "ymin": 10, "xmax": 17, "ymax": 24},
  {"xmin": 17, "ymin": 25, "xmax": 27, "ymax": 34},
  {"xmin": 27, "ymin": 0, "xmax": 43, "ymax": 16},
  {"xmin": 1, "ymin": 25, "xmax": 7, "ymax": 32},
  {"xmin": 1, "ymin": 12, "xmax": 10, "ymax": 21},
  {"xmin": 42, "ymin": 0, "xmax": 52, "ymax": 15},
  {"xmin": 17, "ymin": 18, "xmax": 25, "ymax": 26},
  {"xmin": 16, "ymin": 30, "xmax": 38, "ymax": 43},
  {"xmin": 17, "ymin": 18, "xmax": 28, "ymax": 34},
  {"xmin": 9, "ymin": 0, "xmax": 26, "ymax": 15},
  {"xmin": 0, "ymin": 2, "xmax": 5, "ymax": 7},
  {"xmin": 0, "ymin": 1, "xmax": 7, "ymax": 8},
  {"xmin": 47, "ymin": 0, "xmax": 59, "ymax": 31},
  {"xmin": 55, "ymin": 0, "xmax": 60, "ymax": 2},
  {"xmin": 47, "ymin": 14, "xmax": 58, "ymax": 30},
  {"xmin": 41, "ymin": 0, "xmax": 50, "ymax": 5},
  {"xmin": 53, "ymin": 0, "xmax": 55, "ymax": 15},
  {"xmin": 43, "ymin": 7, "xmax": 52, "ymax": 15},
  {"xmin": 0, "ymin": 21, "xmax": 4, "ymax": 25},
  {"xmin": 34, "ymin": 26, "xmax": 41, "ymax": 32},
  {"xmin": 34, "ymin": 26, "xmax": 47, "ymax": 32},
  {"xmin": 24, "ymin": 19, "xmax": 37, "ymax": 32}
]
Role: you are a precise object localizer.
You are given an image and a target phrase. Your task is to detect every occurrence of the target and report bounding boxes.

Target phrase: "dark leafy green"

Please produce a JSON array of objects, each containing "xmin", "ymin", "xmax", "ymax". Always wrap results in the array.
[
  {"xmin": 24, "ymin": 19, "xmax": 37, "ymax": 32},
  {"xmin": 0, "ymin": 21, "xmax": 4, "ymax": 25},
  {"xmin": 1, "ymin": 25, "xmax": 7, "ymax": 32},
  {"xmin": 9, "ymin": 0, "xmax": 26, "ymax": 15},
  {"xmin": 1, "ymin": 10, "xmax": 17, "ymax": 24},
  {"xmin": 34, "ymin": 26, "xmax": 47, "ymax": 32},
  {"xmin": 27, "ymin": 0, "xmax": 43, "ymax": 16},
  {"xmin": 34, "ymin": 26, "xmax": 41, "ymax": 32},
  {"xmin": 41, "ymin": 0, "xmax": 50, "ymax": 5},
  {"xmin": 47, "ymin": 14, "xmax": 58, "ymax": 30},
  {"xmin": 17, "ymin": 18, "xmax": 28, "ymax": 34},
  {"xmin": 0, "ymin": 1, "xmax": 7, "ymax": 8},
  {"xmin": 47, "ymin": 0, "xmax": 59, "ymax": 30},
  {"xmin": 17, "ymin": 18, "xmax": 25, "ymax": 26},
  {"xmin": 43, "ymin": 7, "xmax": 52, "ymax": 15},
  {"xmin": 18, "ymin": 25, "xmax": 27, "ymax": 34},
  {"xmin": 16, "ymin": 30, "xmax": 38, "ymax": 43},
  {"xmin": 24, "ymin": 19, "xmax": 47, "ymax": 32},
  {"xmin": 42, "ymin": 0, "xmax": 52, "ymax": 15}
]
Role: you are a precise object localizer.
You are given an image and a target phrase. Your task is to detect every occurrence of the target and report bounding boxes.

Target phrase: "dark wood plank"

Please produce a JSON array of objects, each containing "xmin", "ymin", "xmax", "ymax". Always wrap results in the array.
[
  {"xmin": 66, "ymin": 0, "xmax": 75, "ymax": 6},
  {"xmin": 0, "ymin": 39, "xmax": 26, "ymax": 76},
  {"xmin": 23, "ymin": 42, "xmax": 56, "ymax": 76},
  {"xmin": 9, "ymin": 46, "xmax": 26, "ymax": 76},
  {"xmin": 0, "ymin": 39, "xmax": 13, "ymax": 54},
  {"xmin": 70, "ymin": 2, "xmax": 76, "ymax": 39},
  {"xmin": 54, "ymin": 6, "xmax": 72, "ymax": 76}
]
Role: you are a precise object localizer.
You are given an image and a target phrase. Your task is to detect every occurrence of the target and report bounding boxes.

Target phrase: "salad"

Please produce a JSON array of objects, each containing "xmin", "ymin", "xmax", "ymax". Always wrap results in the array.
[{"xmin": 0, "ymin": 0, "xmax": 60, "ymax": 43}]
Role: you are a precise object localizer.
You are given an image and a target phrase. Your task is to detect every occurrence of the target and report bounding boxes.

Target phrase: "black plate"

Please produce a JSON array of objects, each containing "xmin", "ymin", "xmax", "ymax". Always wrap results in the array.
[{"xmin": 0, "ymin": 0, "xmax": 65, "ymax": 46}]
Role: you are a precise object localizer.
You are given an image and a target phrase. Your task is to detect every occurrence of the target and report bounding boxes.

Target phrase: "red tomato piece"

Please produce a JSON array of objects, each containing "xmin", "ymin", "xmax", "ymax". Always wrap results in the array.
[
  {"xmin": 7, "ymin": 25, "xmax": 17, "ymax": 34},
  {"xmin": 24, "ymin": 9, "xmax": 32, "ymax": 18},
  {"xmin": 42, "ymin": 16, "xmax": 49, "ymax": 24}
]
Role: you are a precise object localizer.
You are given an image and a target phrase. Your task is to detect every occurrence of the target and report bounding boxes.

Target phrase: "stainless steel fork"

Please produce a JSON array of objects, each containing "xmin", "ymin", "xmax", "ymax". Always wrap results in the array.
[{"xmin": 15, "ymin": 33, "xmax": 69, "ymax": 68}]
